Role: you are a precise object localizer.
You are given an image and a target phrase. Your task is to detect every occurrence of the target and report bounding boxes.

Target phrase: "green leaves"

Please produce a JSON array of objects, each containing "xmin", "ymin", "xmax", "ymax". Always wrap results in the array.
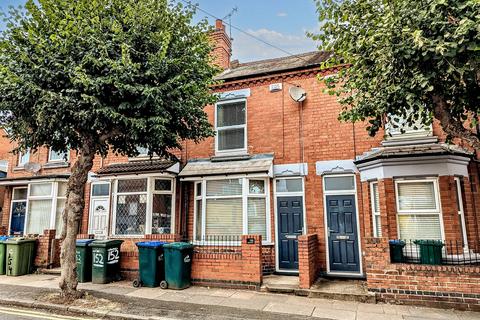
[
  {"xmin": 312, "ymin": 0, "xmax": 480, "ymax": 146},
  {"xmin": 0, "ymin": 0, "xmax": 218, "ymax": 158}
]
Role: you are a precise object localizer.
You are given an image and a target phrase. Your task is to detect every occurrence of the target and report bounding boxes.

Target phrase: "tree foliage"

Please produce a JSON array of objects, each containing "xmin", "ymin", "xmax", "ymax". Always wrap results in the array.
[
  {"xmin": 0, "ymin": 0, "xmax": 219, "ymax": 298},
  {"xmin": 0, "ymin": 0, "xmax": 218, "ymax": 158},
  {"xmin": 312, "ymin": 0, "xmax": 480, "ymax": 149}
]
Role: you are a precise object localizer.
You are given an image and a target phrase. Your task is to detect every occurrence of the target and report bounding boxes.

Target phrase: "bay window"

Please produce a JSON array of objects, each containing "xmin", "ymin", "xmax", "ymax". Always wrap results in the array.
[
  {"xmin": 215, "ymin": 100, "xmax": 247, "ymax": 153},
  {"xmin": 395, "ymin": 179, "xmax": 442, "ymax": 240},
  {"xmin": 25, "ymin": 181, "xmax": 67, "ymax": 235},
  {"xmin": 194, "ymin": 178, "xmax": 269, "ymax": 242},
  {"xmin": 113, "ymin": 177, "xmax": 175, "ymax": 236}
]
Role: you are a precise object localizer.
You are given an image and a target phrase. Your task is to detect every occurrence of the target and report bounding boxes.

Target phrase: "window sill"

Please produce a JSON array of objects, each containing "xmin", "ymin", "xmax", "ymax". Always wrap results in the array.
[
  {"xmin": 13, "ymin": 166, "xmax": 26, "ymax": 171},
  {"xmin": 43, "ymin": 162, "xmax": 70, "ymax": 169},
  {"xmin": 211, "ymin": 153, "xmax": 250, "ymax": 162},
  {"xmin": 128, "ymin": 156, "xmax": 161, "ymax": 162}
]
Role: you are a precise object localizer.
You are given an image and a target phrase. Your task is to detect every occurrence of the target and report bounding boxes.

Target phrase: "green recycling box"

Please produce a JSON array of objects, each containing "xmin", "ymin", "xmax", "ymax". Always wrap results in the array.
[
  {"xmin": 136, "ymin": 241, "xmax": 167, "ymax": 288},
  {"xmin": 163, "ymin": 242, "xmax": 193, "ymax": 290},
  {"xmin": 5, "ymin": 238, "xmax": 36, "ymax": 276},
  {"xmin": 90, "ymin": 239, "xmax": 124, "ymax": 284},
  {"xmin": 0, "ymin": 236, "xmax": 12, "ymax": 275},
  {"xmin": 414, "ymin": 240, "xmax": 444, "ymax": 265},
  {"xmin": 76, "ymin": 239, "xmax": 95, "ymax": 283}
]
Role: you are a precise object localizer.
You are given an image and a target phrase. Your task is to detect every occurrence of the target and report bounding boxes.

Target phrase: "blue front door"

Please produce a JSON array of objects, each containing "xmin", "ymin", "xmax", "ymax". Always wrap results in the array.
[
  {"xmin": 277, "ymin": 196, "xmax": 304, "ymax": 271},
  {"xmin": 10, "ymin": 201, "xmax": 26, "ymax": 235},
  {"xmin": 326, "ymin": 195, "xmax": 360, "ymax": 273}
]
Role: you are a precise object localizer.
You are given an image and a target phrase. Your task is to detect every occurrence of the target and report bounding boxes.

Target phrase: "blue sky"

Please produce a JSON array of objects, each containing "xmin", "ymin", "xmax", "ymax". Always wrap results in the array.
[{"xmin": 0, "ymin": 0, "xmax": 320, "ymax": 62}]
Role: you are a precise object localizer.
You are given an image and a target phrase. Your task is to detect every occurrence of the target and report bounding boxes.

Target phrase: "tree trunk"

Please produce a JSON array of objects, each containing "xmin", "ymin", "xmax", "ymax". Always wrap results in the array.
[
  {"xmin": 59, "ymin": 141, "xmax": 96, "ymax": 300},
  {"xmin": 432, "ymin": 95, "xmax": 480, "ymax": 152}
]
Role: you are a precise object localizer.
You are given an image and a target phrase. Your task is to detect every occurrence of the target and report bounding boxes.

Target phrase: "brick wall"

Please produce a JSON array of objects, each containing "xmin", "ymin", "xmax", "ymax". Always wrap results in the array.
[
  {"xmin": 298, "ymin": 234, "xmax": 320, "ymax": 289},
  {"xmin": 34, "ymin": 229, "xmax": 58, "ymax": 268},
  {"xmin": 191, "ymin": 235, "xmax": 263, "ymax": 290},
  {"xmin": 365, "ymin": 238, "xmax": 480, "ymax": 311},
  {"xmin": 262, "ymin": 245, "xmax": 275, "ymax": 275}
]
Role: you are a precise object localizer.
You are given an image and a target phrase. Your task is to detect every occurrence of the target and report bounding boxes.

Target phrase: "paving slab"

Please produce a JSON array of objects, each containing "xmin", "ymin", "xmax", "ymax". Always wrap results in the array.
[
  {"xmin": 311, "ymin": 307, "xmax": 356, "ymax": 320},
  {"xmin": 125, "ymin": 287, "xmax": 167, "ymax": 299},
  {"xmin": 263, "ymin": 301, "xmax": 315, "ymax": 316},
  {"xmin": 456, "ymin": 311, "xmax": 480, "ymax": 320},
  {"xmin": 356, "ymin": 303, "xmax": 385, "ymax": 314},
  {"xmin": 217, "ymin": 297, "xmax": 270, "ymax": 311},
  {"xmin": 408, "ymin": 307, "xmax": 461, "ymax": 320},
  {"xmin": 356, "ymin": 311, "xmax": 403, "ymax": 320}
]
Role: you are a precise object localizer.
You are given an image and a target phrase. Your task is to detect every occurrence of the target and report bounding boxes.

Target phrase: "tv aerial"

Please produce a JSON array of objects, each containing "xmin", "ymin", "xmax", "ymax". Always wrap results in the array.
[{"xmin": 223, "ymin": 6, "xmax": 238, "ymax": 40}]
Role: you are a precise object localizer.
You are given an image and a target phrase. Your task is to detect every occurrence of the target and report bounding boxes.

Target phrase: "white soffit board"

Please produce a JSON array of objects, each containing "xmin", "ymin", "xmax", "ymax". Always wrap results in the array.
[
  {"xmin": 316, "ymin": 160, "xmax": 357, "ymax": 176},
  {"xmin": 357, "ymin": 155, "xmax": 470, "ymax": 181}
]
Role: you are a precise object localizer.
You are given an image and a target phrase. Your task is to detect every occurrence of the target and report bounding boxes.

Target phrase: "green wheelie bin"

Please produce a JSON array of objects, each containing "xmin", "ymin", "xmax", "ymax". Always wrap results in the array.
[
  {"xmin": 163, "ymin": 242, "xmax": 193, "ymax": 290},
  {"xmin": 0, "ymin": 236, "xmax": 12, "ymax": 275},
  {"xmin": 133, "ymin": 241, "xmax": 167, "ymax": 288},
  {"xmin": 76, "ymin": 239, "xmax": 95, "ymax": 283},
  {"xmin": 414, "ymin": 240, "xmax": 444, "ymax": 265},
  {"xmin": 389, "ymin": 240, "xmax": 406, "ymax": 263},
  {"xmin": 5, "ymin": 238, "xmax": 36, "ymax": 276},
  {"xmin": 90, "ymin": 239, "xmax": 124, "ymax": 284}
]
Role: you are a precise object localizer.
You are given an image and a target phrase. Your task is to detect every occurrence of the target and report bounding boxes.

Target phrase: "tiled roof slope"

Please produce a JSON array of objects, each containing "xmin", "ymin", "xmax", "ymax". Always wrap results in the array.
[
  {"xmin": 96, "ymin": 160, "xmax": 176, "ymax": 175},
  {"xmin": 216, "ymin": 51, "xmax": 332, "ymax": 81}
]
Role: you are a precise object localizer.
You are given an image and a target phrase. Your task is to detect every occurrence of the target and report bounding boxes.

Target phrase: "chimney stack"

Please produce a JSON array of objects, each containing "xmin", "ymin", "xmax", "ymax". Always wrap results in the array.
[{"xmin": 210, "ymin": 19, "xmax": 232, "ymax": 70}]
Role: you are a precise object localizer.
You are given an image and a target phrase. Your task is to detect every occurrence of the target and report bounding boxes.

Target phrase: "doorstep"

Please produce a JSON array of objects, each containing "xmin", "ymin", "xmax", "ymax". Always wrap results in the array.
[{"xmin": 261, "ymin": 275, "xmax": 376, "ymax": 303}]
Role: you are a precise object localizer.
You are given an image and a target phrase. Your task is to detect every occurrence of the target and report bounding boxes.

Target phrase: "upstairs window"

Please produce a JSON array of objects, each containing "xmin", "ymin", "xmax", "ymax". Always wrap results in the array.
[
  {"xmin": 18, "ymin": 150, "xmax": 30, "ymax": 166},
  {"xmin": 385, "ymin": 111, "xmax": 432, "ymax": 139},
  {"xmin": 48, "ymin": 148, "xmax": 69, "ymax": 162},
  {"xmin": 215, "ymin": 100, "xmax": 247, "ymax": 153}
]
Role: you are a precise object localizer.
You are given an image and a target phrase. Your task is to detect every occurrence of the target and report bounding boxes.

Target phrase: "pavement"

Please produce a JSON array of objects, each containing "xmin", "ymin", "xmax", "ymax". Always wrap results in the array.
[{"xmin": 0, "ymin": 274, "xmax": 478, "ymax": 320}]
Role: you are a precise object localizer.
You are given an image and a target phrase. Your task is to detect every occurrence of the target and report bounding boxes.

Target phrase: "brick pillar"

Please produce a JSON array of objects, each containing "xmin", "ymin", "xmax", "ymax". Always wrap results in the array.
[
  {"xmin": 378, "ymin": 179, "xmax": 397, "ymax": 239},
  {"xmin": 241, "ymin": 235, "xmax": 262, "ymax": 284},
  {"xmin": 1, "ymin": 187, "xmax": 11, "ymax": 232},
  {"xmin": 34, "ymin": 229, "xmax": 57, "ymax": 269},
  {"xmin": 298, "ymin": 234, "xmax": 319, "ymax": 289}
]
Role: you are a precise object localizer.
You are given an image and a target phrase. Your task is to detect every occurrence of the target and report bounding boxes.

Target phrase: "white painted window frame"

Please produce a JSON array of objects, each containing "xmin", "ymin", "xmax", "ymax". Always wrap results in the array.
[
  {"xmin": 214, "ymin": 98, "xmax": 248, "ymax": 155},
  {"xmin": 394, "ymin": 178, "xmax": 445, "ymax": 241},
  {"xmin": 193, "ymin": 176, "xmax": 271, "ymax": 245},
  {"xmin": 8, "ymin": 187, "xmax": 28, "ymax": 235},
  {"xmin": 24, "ymin": 181, "xmax": 66, "ymax": 235},
  {"xmin": 48, "ymin": 148, "xmax": 70, "ymax": 163},
  {"xmin": 454, "ymin": 177, "xmax": 468, "ymax": 249},
  {"xmin": 18, "ymin": 150, "xmax": 30, "ymax": 166},
  {"xmin": 370, "ymin": 181, "xmax": 381, "ymax": 237},
  {"xmin": 111, "ymin": 175, "xmax": 176, "ymax": 237}
]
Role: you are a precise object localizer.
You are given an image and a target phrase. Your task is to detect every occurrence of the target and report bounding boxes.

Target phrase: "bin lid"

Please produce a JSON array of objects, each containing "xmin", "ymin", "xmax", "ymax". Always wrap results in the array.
[
  {"xmin": 90, "ymin": 239, "xmax": 124, "ymax": 247},
  {"xmin": 389, "ymin": 240, "xmax": 405, "ymax": 245},
  {"xmin": 136, "ymin": 241, "xmax": 167, "ymax": 248},
  {"xmin": 5, "ymin": 237, "xmax": 36, "ymax": 244},
  {"xmin": 163, "ymin": 242, "xmax": 193, "ymax": 250},
  {"xmin": 413, "ymin": 240, "xmax": 444, "ymax": 246},
  {"xmin": 0, "ymin": 235, "xmax": 11, "ymax": 242},
  {"xmin": 76, "ymin": 239, "xmax": 95, "ymax": 247}
]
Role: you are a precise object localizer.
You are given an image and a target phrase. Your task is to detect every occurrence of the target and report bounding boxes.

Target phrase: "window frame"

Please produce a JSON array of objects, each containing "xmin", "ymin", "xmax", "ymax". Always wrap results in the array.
[
  {"xmin": 23, "ymin": 181, "xmax": 67, "ymax": 236},
  {"xmin": 370, "ymin": 182, "xmax": 381, "ymax": 237},
  {"xmin": 48, "ymin": 148, "xmax": 70, "ymax": 163},
  {"xmin": 454, "ymin": 177, "xmax": 468, "ymax": 249},
  {"xmin": 394, "ymin": 178, "xmax": 445, "ymax": 241},
  {"xmin": 193, "ymin": 177, "xmax": 271, "ymax": 245},
  {"xmin": 18, "ymin": 150, "xmax": 30, "ymax": 167},
  {"xmin": 111, "ymin": 176, "xmax": 176, "ymax": 237},
  {"xmin": 214, "ymin": 98, "xmax": 248, "ymax": 155}
]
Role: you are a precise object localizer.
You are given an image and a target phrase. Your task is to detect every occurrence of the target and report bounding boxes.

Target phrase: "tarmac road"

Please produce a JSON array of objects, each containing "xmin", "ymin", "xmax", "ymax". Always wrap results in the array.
[{"xmin": 0, "ymin": 306, "xmax": 96, "ymax": 320}]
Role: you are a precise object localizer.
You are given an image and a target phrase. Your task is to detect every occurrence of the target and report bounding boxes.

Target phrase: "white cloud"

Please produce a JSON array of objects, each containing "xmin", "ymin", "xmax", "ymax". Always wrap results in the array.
[
  {"xmin": 231, "ymin": 28, "xmax": 319, "ymax": 62},
  {"xmin": 277, "ymin": 12, "xmax": 288, "ymax": 17}
]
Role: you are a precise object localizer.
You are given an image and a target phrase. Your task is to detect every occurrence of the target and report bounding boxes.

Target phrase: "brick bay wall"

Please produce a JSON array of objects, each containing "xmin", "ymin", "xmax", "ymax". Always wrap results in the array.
[
  {"xmin": 191, "ymin": 235, "xmax": 263, "ymax": 290},
  {"xmin": 298, "ymin": 234, "xmax": 320, "ymax": 289},
  {"xmin": 365, "ymin": 238, "xmax": 480, "ymax": 311}
]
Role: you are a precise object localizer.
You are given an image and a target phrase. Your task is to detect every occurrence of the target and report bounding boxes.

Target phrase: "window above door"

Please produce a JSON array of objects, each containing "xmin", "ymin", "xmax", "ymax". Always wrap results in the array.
[{"xmin": 215, "ymin": 99, "xmax": 247, "ymax": 155}]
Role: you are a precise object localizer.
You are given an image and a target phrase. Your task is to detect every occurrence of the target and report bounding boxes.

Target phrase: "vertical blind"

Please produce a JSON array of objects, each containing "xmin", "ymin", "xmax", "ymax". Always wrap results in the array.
[{"xmin": 247, "ymin": 198, "xmax": 267, "ymax": 238}]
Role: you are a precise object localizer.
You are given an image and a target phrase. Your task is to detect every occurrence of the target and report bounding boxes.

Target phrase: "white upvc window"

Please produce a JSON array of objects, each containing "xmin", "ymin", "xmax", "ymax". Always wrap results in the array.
[
  {"xmin": 385, "ymin": 112, "xmax": 432, "ymax": 139},
  {"xmin": 112, "ymin": 176, "xmax": 175, "ymax": 236},
  {"xmin": 395, "ymin": 179, "xmax": 443, "ymax": 240},
  {"xmin": 454, "ymin": 177, "xmax": 468, "ymax": 248},
  {"xmin": 48, "ymin": 148, "xmax": 69, "ymax": 163},
  {"xmin": 370, "ymin": 182, "xmax": 381, "ymax": 237},
  {"xmin": 24, "ymin": 181, "xmax": 67, "ymax": 235},
  {"xmin": 215, "ymin": 99, "xmax": 247, "ymax": 154},
  {"xmin": 194, "ymin": 177, "xmax": 270, "ymax": 243},
  {"xmin": 18, "ymin": 150, "xmax": 30, "ymax": 166}
]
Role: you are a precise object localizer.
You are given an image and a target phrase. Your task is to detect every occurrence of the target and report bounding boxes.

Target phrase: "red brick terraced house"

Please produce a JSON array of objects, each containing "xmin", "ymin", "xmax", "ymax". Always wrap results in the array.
[{"xmin": 0, "ymin": 20, "xmax": 479, "ymax": 310}]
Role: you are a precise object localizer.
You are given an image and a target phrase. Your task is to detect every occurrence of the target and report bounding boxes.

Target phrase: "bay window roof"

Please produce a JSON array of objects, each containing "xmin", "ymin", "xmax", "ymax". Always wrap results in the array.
[{"xmin": 96, "ymin": 160, "xmax": 178, "ymax": 176}]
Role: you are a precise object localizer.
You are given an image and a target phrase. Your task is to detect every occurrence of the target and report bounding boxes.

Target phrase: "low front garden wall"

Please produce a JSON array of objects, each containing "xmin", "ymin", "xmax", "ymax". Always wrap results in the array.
[{"xmin": 365, "ymin": 238, "xmax": 480, "ymax": 311}]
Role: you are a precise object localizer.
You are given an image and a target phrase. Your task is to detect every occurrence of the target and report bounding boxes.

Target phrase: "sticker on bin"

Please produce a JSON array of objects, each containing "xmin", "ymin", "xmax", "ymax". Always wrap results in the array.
[
  {"xmin": 107, "ymin": 248, "xmax": 120, "ymax": 264},
  {"xmin": 184, "ymin": 255, "xmax": 191, "ymax": 263}
]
